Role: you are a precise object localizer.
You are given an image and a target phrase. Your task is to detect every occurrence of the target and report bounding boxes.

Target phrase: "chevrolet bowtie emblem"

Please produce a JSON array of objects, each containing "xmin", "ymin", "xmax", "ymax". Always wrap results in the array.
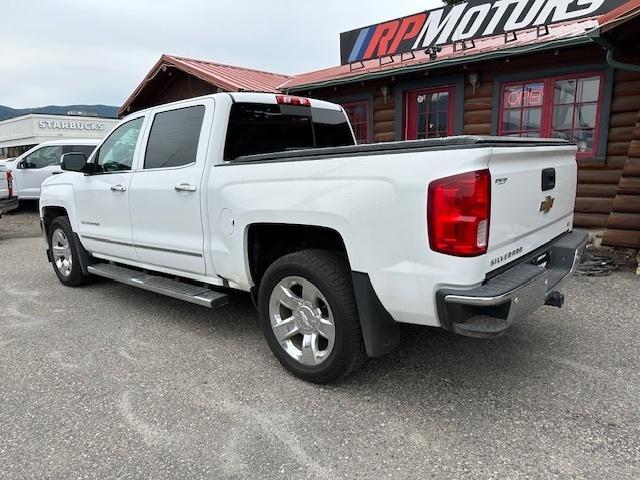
[{"xmin": 539, "ymin": 196, "xmax": 555, "ymax": 214}]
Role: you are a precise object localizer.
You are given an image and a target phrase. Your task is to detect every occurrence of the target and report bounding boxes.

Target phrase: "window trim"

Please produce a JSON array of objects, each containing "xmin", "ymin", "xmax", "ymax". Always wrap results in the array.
[
  {"xmin": 405, "ymin": 85, "xmax": 457, "ymax": 141},
  {"xmin": 491, "ymin": 65, "xmax": 614, "ymax": 163}
]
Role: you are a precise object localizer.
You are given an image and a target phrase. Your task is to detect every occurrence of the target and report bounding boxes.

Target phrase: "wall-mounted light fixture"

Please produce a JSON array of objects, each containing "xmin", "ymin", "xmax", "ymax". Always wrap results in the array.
[
  {"xmin": 381, "ymin": 86, "xmax": 391, "ymax": 104},
  {"xmin": 468, "ymin": 72, "xmax": 480, "ymax": 94},
  {"xmin": 425, "ymin": 46, "xmax": 442, "ymax": 60}
]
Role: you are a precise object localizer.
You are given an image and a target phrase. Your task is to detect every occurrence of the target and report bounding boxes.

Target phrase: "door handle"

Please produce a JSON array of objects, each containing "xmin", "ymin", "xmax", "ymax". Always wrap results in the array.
[
  {"xmin": 110, "ymin": 185, "xmax": 127, "ymax": 192},
  {"xmin": 175, "ymin": 183, "xmax": 197, "ymax": 192},
  {"xmin": 51, "ymin": 171, "xmax": 63, "ymax": 175}
]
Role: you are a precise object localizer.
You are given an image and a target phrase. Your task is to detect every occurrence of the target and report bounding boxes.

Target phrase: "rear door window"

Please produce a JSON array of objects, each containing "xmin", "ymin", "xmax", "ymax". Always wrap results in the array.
[
  {"xmin": 224, "ymin": 103, "xmax": 355, "ymax": 160},
  {"xmin": 144, "ymin": 106, "xmax": 205, "ymax": 169}
]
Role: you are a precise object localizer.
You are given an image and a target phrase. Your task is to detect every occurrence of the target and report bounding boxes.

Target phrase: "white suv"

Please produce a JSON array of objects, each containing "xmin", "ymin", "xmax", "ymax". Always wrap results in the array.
[{"xmin": 11, "ymin": 140, "xmax": 99, "ymax": 200}]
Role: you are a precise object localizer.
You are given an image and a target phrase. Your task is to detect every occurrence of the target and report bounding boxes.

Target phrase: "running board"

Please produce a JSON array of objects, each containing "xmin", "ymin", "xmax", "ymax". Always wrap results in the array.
[{"xmin": 87, "ymin": 263, "xmax": 229, "ymax": 308}]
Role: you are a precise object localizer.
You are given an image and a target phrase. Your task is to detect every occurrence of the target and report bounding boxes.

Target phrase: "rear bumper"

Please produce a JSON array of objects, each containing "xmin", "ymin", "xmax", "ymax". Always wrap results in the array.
[
  {"xmin": 0, "ymin": 196, "xmax": 18, "ymax": 217},
  {"xmin": 436, "ymin": 230, "xmax": 589, "ymax": 338}
]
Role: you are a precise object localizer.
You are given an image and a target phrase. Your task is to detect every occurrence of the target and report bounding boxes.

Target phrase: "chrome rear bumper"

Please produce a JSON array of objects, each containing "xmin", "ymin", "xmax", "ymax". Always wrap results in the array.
[{"xmin": 436, "ymin": 230, "xmax": 589, "ymax": 338}]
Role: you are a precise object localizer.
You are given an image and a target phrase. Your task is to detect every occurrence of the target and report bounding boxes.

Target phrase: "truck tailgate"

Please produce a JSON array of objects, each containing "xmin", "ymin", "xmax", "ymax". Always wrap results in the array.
[{"xmin": 487, "ymin": 145, "xmax": 578, "ymax": 271}]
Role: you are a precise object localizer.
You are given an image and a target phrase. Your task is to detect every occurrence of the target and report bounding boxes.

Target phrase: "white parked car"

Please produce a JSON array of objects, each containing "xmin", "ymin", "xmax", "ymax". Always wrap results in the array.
[
  {"xmin": 0, "ymin": 157, "xmax": 16, "ymax": 168},
  {"xmin": 11, "ymin": 140, "xmax": 99, "ymax": 200},
  {"xmin": 39, "ymin": 93, "xmax": 587, "ymax": 383}
]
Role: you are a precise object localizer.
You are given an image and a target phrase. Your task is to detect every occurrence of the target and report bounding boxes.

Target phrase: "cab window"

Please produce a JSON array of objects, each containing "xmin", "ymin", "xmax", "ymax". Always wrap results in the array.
[
  {"xmin": 224, "ymin": 103, "xmax": 355, "ymax": 160},
  {"xmin": 95, "ymin": 118, "xmax": 144, "ymax": 172},
  {"xmin": 23, "ymin": 145, "xmax": 64, "ymax": 168},
  {"xmin": 144, "ymin": 106, "xmax": 205, "ymax": 169}
]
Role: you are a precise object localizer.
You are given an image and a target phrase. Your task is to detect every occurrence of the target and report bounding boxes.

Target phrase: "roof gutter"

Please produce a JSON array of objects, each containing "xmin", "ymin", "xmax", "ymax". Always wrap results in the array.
[
  {"xmin": 588, "ymin": 28, "xmax": 640, "ymax": 73},
  {"xmin": 286, "ymin": 35, "xmax": 592, "ymax": 93}
]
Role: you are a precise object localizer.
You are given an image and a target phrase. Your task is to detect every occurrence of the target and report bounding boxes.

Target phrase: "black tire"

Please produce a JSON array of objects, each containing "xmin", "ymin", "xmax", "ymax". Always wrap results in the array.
[
  {"xmin": 48, "ymin": 216, "xmax": 93, "ymax": 287},
  {"xmin": 258, "ymin": 249, "xmax": 366, "ymax": 383}
]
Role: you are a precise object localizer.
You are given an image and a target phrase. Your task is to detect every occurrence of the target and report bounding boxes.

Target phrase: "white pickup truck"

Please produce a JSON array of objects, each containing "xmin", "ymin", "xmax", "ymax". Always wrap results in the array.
[
  {"xmin": 39, "ymin": 92, "xmax": 588, "ymax": 383},
  {"xmin": 0, "ymin": 164, "xmax": 18, "ymax": 218}
]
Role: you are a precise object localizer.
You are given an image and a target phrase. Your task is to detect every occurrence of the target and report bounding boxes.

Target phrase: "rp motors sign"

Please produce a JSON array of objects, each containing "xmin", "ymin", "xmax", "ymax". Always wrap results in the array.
[{"xmin": 340, "ymin": 0, "xmax": 626, "ymax": 65}]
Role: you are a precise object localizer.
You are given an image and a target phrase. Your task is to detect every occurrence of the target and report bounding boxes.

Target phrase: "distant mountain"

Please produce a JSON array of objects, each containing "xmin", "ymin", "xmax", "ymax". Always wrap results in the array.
[{"xmin": 0, "ymin": 104, "xmax": 118, "ymax": 121}]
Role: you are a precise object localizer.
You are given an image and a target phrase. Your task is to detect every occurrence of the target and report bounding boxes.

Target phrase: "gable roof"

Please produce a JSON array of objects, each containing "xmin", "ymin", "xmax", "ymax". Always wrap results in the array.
[{"xmin": 119, "ymin": 54, "xmax": 291, "ymax": 115}]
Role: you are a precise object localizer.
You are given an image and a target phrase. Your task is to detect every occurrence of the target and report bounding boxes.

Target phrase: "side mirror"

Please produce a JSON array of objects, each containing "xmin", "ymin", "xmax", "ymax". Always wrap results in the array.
[
  {"xmin": 61, "ymin": 152, "xmax": 93, "ymax": 173},
  {"xmin": 15, "ymin": 160, "xmax": 26, "ymax": 170}
]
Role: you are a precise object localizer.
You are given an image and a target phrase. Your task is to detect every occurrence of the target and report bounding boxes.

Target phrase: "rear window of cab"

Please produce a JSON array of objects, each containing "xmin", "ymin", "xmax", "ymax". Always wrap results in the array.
[{"xmin": 224, "ymin": 103, "xmax": 355, "ymax": 160}]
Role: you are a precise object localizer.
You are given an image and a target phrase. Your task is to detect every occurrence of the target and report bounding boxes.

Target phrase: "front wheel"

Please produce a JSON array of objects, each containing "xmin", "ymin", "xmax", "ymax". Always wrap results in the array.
[
  {"xmin": 258, "ymin": 249, "xmax": 366, "ymax": 383},
  {"xmin": 48, "ymin": 216, "xmax": 93, "ymax": 287}
]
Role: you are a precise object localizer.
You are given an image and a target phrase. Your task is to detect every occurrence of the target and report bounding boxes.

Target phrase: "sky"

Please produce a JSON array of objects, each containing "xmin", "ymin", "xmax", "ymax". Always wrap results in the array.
[{"xmin": 1, "ymin": 0, "xmax": 443, "ymax": 108}]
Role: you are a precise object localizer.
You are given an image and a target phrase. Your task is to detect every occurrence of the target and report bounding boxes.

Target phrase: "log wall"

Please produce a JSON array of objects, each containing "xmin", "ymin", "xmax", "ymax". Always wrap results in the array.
[
  {"xmin": 575, "ymin": 70, "xmax": 640, "ymax": 231},
  {"xmin": 603, "ymin": 110, "xmax": 640, "ymax": 248}
]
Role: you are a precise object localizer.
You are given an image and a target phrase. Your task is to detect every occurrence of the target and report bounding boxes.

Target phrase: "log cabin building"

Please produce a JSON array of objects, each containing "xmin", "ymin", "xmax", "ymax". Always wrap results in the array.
[{"xmin": 119, "ymin": 0, "xmax": 640, "ymax": 249}]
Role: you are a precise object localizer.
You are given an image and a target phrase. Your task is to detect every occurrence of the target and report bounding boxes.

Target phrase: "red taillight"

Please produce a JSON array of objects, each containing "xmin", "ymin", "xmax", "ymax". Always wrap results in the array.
[
  {"xmin": 276, "ymin": 95, "xmax": 311, "ymax": 107},
  {"xmin": 6, "ymin": 170, "xmax": 13, "ymax": 198},
  {"xmin": 427, "ymin": 169, "xmax": 491, "ymax": 257}
]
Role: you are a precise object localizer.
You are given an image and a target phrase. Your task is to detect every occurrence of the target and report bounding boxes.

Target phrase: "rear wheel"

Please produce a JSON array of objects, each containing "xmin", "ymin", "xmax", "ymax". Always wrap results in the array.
[
  {"xmin": 48, "ymin": 216, "xmax": 93, "ymax": 287},
  {"xmin": 258, "ymin": 249, "xmax": 366, "ymax": 383}
]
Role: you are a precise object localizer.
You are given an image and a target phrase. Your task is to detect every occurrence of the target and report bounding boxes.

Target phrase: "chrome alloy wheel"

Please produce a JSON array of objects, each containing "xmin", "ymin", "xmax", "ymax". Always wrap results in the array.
[
  {"xmin": 268, "ymin": 276, "xmax": 336, "ymax": 366},
  {"xmin": 51, "ymin": 228, "xmax": 73, "ymax": 277}
]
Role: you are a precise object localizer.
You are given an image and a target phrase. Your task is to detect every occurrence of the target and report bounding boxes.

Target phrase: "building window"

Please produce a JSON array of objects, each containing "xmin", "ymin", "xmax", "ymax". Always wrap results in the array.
[
  {"xmin": 342, "ymin": 101, "xmax": 370, "ymax": 144},
  {"xmin": 499, "ymin": 73, "xmax": 604, "ymax": 159},
  {"xmin": 405, "ymin": 86, "xmax": 455, "ymax": 140},
  {"xmin": 501, "ymin": 82, "xmax": 545, "ymax": 137}
]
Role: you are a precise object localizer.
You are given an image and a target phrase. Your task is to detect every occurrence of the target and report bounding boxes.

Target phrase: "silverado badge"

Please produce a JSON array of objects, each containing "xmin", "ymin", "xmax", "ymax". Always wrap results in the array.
[{"xmin": 539, "ymin": 196, "xmax": 555, "ymax": 214}]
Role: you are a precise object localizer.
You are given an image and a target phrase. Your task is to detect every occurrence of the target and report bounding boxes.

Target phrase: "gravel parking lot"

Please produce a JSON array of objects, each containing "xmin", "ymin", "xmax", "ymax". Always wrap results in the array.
[{"xmin": 1, "ymin": 208, "xmax": 639, "ymax": 479}]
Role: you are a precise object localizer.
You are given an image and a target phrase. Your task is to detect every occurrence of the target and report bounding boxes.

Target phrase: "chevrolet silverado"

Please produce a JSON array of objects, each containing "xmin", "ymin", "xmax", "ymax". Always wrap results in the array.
[{"xmin": 39, "ymin": 92, "xmax": 588, "ymax": 383}]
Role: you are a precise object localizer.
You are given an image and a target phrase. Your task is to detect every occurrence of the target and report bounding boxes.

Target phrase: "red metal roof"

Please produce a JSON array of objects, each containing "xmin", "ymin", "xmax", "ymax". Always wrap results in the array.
[
  {"xmin": 165, "ymin": 55, "xmax": 291, "ymax": 92},
  {"xmin": 119, "ymin": 54, "xmax": 291, "ymax": 115},
  {"xmin": 598, "ymin": 0, "xmax": 640, "ymax": 32},
  {"xmin": 281, "ymin": 17, "xmax": 600, "ymax": 91}
]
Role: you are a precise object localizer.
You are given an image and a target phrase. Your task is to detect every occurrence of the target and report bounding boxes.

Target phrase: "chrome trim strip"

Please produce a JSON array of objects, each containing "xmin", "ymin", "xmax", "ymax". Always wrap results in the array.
[
  {"xmin": 81, "ymin": 235, "xmax": 203, "ymax": 258},
  {"xmin": 136, "ymin": 243, "xmax": 203, "ymax": 258},
  {"xmin": 82, "ymin": 235, "xmax": 132, "ymax": 247}
]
